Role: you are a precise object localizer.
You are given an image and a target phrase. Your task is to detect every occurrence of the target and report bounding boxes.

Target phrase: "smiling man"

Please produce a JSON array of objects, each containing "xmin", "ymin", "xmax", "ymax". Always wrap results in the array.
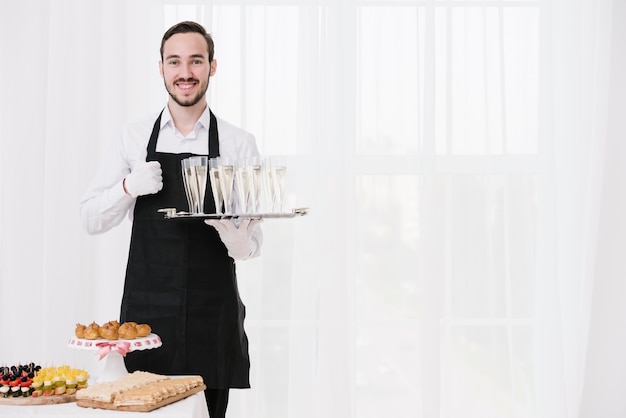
[{"xmin": 79, "ymin": 21, "xmax": 262, "ymax": 418}]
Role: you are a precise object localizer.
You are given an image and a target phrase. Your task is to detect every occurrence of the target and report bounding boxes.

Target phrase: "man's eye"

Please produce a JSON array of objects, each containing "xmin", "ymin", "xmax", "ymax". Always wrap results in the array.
[
  {"xmin": 193, "ymin": 60, "xmax": 202, "ymax": 65},
  {"xmin": 169, "ymin": 60, "xmax": 178, "ymax": 65}
]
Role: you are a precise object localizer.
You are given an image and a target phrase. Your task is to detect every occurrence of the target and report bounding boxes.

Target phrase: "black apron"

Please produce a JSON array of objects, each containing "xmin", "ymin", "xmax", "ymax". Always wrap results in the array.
[{"xmin": 120, "ymin": 110, "xmax": 250, "ymax": 389}]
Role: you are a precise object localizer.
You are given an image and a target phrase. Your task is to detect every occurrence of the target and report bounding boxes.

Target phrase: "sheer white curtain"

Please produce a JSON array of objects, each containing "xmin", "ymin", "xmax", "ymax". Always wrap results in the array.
[
  {"xmin": 579, "ymin": 3, "xmax": 626, "ymax": 417},
  {"xmin": 535, "ymin": 1, "xmax": 614, "ymax": 417},
  {"xmin": 0, "ymin": 1, "xmax": 620, "ymax": 417}
]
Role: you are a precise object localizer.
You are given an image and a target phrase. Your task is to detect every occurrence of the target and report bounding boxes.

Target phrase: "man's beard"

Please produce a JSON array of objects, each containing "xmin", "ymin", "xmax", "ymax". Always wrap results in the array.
[{"xmin": 165, "ymin": 77, "xmax": 208, "ymax": 107}]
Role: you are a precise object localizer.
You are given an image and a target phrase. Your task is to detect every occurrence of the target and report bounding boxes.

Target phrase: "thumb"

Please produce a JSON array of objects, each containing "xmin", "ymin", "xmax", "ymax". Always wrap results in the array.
[{"xmin": 247, "ymin": 219, "xmax": 262, "ymax": 229}]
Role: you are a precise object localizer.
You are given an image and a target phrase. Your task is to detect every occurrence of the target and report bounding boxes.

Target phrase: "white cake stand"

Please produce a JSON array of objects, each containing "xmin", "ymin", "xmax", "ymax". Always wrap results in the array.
[{"xmin": 67, "ymin": 334, "xmax": 162, "ymax": 383}]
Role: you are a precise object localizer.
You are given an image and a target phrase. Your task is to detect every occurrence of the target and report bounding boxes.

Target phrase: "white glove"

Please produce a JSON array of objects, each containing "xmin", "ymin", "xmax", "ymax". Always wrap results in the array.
[
  {"xmin": 205, "ymin": 218, "xmax": 262, "ymax": 260},
  {"xmin": 124, "ymin": 161, "xmax": 163, "ymax": 197}
]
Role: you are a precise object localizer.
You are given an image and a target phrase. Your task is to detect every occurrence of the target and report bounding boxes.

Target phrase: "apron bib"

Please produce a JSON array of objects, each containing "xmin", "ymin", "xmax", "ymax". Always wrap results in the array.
[{"xmin": 120, "ymin": 110, "xmax": 250, "ymax": 389}]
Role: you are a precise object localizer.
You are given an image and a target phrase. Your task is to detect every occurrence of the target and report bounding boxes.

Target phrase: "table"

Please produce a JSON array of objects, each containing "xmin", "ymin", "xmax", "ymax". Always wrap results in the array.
[{"xmin": 0, "ymin": 390, "xmax": 209, "ymax": 418}]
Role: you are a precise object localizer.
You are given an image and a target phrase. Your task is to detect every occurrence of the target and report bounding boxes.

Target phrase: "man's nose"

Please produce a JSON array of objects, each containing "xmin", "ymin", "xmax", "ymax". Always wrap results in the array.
[{"xmin": 180, "ymin": 63, "xmax": 193, "ymax": 78}]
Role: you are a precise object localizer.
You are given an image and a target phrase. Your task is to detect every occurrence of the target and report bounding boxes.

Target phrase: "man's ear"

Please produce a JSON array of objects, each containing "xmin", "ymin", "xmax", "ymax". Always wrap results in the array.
[{"xmin": 210, "ymin": 59, "xmax": 217, "ymax": 77}]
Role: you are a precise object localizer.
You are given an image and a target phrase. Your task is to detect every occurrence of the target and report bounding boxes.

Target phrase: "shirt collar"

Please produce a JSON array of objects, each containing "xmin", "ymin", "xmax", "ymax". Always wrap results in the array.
[{"xmin": 160, "ymin": 104, "xmax": 211, "ymax": 136}]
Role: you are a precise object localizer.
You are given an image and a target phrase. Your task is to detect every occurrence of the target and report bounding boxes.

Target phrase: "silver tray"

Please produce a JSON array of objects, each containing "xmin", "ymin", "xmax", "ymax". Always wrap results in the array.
[{"xmin": 158, "ymin": 207, "xmax": 309, "ymax": 220}]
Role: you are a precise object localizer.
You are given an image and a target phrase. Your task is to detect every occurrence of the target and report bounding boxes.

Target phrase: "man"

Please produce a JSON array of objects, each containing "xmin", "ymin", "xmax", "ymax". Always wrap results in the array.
[{"xmin": 80, "ymin": 21, "xmax": 261, "ymax": 417}]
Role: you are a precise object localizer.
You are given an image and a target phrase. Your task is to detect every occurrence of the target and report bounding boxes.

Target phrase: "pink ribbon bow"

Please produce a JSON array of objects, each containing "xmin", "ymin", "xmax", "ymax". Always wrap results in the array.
[{"xmin": 95, "ymin": 341, "xmax": 131, "ymax": 360}]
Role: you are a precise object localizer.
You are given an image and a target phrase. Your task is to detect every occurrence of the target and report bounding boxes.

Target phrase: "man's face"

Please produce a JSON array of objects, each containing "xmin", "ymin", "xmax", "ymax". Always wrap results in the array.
[{"xmin": 160, "ymin": 32, "xmax": 216, "ymax": 107}]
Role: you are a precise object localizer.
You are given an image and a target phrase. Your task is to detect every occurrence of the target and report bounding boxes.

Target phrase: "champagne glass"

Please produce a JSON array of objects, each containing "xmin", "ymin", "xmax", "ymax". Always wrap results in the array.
[
  {"xmin": 218, "ymin": 157, "xmax": 235, "ymax": 214},
  {"xmin": 261, "ymin": 158, "xmax": 275, "ymax": 213},
  {"xmin": 235, "ymin": 160, "xmax": 251, "ymax": 214},
  {"xmin": 189, "ymin": 156, "xmax": 208, "ymax": 214},
  {"xmin": 271, "ymin": 163, "xmax": 287, "ymax": 213},
  {"xmin": 209, "ymin": 158, "xmax": 223, "ymax": 213},
  {"xmin": 246, "ymin": 157, "xmax": 262, "ymax": 213},
  {"xmin": 181, "ymin": 158, "xmax": 194, "ymax": 213},
  {"xmin": 182, "ymin": 157, "xmax": 201, "ymax": 213}
]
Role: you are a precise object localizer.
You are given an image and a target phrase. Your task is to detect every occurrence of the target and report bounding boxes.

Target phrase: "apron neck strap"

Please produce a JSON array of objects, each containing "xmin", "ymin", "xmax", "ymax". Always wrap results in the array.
[{"xmin": 146, "ymin": 107, "xmax": 220, "ymax": 160}]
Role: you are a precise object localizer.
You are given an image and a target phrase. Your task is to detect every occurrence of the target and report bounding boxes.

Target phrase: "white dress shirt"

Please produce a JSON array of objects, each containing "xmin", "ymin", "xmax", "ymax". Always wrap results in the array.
[{"xmin": 79, "ymin": 105, "xmax": 262, "ymax": 256}]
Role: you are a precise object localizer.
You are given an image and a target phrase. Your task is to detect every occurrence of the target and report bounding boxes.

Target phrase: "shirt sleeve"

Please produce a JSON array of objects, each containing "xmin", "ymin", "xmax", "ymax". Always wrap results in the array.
[{"xmin": 79, "ymin": 122, "xmax": 148, "ymax": 235}]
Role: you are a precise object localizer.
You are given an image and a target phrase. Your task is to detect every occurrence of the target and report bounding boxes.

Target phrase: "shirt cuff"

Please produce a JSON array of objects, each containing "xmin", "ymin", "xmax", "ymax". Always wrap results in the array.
[{"xmin": 105, "ymin": 179, "xmax": 135, "ymax": 208}]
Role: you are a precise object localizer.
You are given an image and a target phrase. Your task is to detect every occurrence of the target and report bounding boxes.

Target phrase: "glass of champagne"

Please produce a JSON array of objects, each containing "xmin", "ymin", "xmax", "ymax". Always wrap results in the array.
[
  {"xmin": 235, "ymin": 159, "xmax": 251, "ymax": 214},
  {"xmin": 218, "ymin": 157, "xmax": 235, "ymax": 214},
  {"xmin": 271, "ymin": 163, "xmax": 287, "ymax": 213},
  {"xmin": 189, "ymin": 156, "xmax": 208, "ymax": 214},
  {"xmin": 181, "ymin": 158, "xmax": 194, "ymax": 213},
  {"xmin": 209, "ymin": 158, "xmax": 222, "ymax": 213},
  {"xmin": 261, "ymin": 158, "xmax": 275, "ymax": 212},
  {"xmin": 182, "ymin": 157, "xmax": 200, "ymax": 213},
  {"xmin": 246, "ymin": 157, "xmax": 262, "ymax": 213}
]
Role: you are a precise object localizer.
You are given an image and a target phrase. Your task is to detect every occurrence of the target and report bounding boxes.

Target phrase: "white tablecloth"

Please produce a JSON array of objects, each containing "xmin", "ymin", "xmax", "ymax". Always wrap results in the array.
[{"xmin": 0, "ymin": 391, "xmax": 209, "ymax": 418}]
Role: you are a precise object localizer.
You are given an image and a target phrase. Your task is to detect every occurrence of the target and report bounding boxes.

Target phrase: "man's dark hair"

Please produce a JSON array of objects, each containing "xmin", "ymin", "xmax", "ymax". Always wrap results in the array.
[{"xmin": 160, "ymin": 21, "xmax": 214, "ymax": 61}]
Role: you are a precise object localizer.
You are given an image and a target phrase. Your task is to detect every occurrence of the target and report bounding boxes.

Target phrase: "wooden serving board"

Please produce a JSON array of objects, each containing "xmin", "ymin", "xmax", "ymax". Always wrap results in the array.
[
  {"xmin": 0, "ymin": 394, "xmax": 76, "ymax": 406},
  {"xmin": 77, "ymin": 384, "xmax": 206, "ymax": 412}
]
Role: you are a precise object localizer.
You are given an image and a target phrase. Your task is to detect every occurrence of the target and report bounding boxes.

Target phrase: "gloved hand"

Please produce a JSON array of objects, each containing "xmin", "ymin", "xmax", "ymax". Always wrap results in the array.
[
  {"xmin": 123, "ymin": 161, "xmax": 163, "ymax": 197},
  {"xmin": 205, "ymin": 218, "xmax": 262, "ymax": 260}
]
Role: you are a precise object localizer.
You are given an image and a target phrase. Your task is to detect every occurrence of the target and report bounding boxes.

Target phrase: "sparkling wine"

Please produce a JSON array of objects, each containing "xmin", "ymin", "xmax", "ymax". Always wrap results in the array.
[
  {"xmin": 248, "ymin": 165, "xmax": 261, "ymax": 213},
  {"xmin": 272, "ymin": 165, "xmax": 286, "ymax": 212},
  {"xmin": 219, "ymin": 164, "xmax": 235, "ymax": 213},
  {"xmin": 209, "ymin": 167, "xmax": 222, "ymax": 213},
  {"xmin": 262, "ymin": 167, "xmax": 275, "ymax": 212},
  {"xmin": 235, "ymin": 166, "xmax": 251, "ymax": 214},
  {"xmin": 185, "ymin": 166, "xmax": 201, "ymax": 213},
  {"xmin": 194, "ymin": 165, "xmax": 208, "ymax": 214},
  {"xmin": 181, "ymin": 168, "xmax": 194, "ymax": 212}
]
